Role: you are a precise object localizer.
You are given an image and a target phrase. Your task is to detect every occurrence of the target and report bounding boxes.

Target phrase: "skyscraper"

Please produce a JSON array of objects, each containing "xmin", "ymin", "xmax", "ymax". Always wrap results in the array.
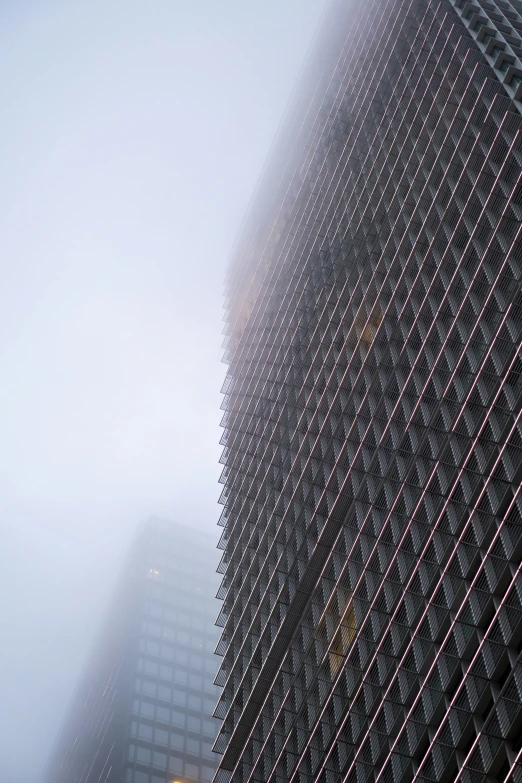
[
  {"xmin": 43, "ymin": 518, "xmax": 222, "ymax": 783},
  {"xmin": 215, "ymin": 2, "xmax": 522, "ymax": 782}
]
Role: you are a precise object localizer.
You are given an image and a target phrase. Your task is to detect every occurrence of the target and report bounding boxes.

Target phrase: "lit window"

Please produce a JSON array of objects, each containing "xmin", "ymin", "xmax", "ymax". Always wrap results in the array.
[{"xmin": 316, "ymin": 587, "xmax": 357, "ymax": 678}]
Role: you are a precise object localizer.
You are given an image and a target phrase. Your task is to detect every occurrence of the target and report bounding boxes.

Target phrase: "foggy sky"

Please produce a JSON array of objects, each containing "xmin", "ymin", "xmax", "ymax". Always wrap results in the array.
[{"xmin": 0, "ymin": 2, "xmax": 326, "ymax": 781}]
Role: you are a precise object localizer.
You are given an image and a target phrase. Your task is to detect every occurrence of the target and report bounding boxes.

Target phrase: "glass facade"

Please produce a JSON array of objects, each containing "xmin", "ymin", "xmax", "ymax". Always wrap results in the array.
[
  {"xmin": 215, "ymin": 2, "xmax": 522, "ymax": 782},
  {"xmin": 43, "ymin": 518, "xmax": 222, "ymax": 783}
]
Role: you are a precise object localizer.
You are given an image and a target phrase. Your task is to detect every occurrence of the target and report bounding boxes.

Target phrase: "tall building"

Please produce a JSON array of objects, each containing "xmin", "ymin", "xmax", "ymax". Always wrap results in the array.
[
  {"xmin": 43, "ymin": 518, "xmax": 222, "ymax": 783},
  {"xmin": 215, "ymin": 2, "xmax": 522, "ymax": 782}
]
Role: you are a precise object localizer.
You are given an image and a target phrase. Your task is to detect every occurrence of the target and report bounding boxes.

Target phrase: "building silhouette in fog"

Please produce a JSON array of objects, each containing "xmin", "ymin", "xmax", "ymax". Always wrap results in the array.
[
  {"xmin": 214, "ymin": 2, "xmax": 522, "ymax": 782},
  {"xmin": 43, "ymin": 518, "xmax": 222, "ymax": 783}
]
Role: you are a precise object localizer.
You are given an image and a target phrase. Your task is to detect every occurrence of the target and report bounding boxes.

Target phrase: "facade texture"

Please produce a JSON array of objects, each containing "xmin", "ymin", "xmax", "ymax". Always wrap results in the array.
[
  {"xmin": 215, "ymin": 2, "xmax": 522, "ymax": 782},
  {"xmin": 43, "ymin": 519, "xmax": 222, "ymax": 783}
]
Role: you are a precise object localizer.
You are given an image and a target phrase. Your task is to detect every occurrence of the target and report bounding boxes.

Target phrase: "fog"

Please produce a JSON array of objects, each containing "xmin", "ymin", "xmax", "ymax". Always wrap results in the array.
[{"xmin": 0, "ymin": 2, "xmax": 326, "ymax": 780}]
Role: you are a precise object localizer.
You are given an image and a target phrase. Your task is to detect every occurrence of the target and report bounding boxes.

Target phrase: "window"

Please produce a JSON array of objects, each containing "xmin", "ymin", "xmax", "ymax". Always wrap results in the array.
[
  {"xmin": 159, "ymin": 664, "xmax": 172, "ymax": 680},
  {"xmin": 203, "ymin": 678, "xmax": 215, "ymax": 693},
  {"xmin": 190, "ymin": 674, "xmax": 203, "ymax": 690},
  {"xmin": 173, "ymin": 689, "xmax": 187, "ymax": 705},
  {"xmin": 203, "ymin": 765, "xmax": 216, "ymax": 782},
  {"xmin": 174, "ymin": 670, "xmax": 188, "ymax": 685},
  {"xmin": 127, "ymin": 743, "xmax": 136, "ymax": 761},
  {"xmin": 186, "ymin": 762, "xmax": 199, "ymax": 779},
  {"xmin": 171, "ymin": 710, "xmax": 185, "ymax": 727},
  {"xmin": 136, "ymin": 746, "xmax": 151, "ymax": 765},
  {"xmin": 143, "ymin": 659, "xmax": 158, "ymax": 676},
  {"xmin": 203, "ymin": 720, "xmax": 217, "ymax": 737},
  {"xmin": 154, "ymin": 728, "xmax": 168, "ymax": 746},
  {"xmin": 317, "ymin": 587, "xmax": 356, "ymax": 678},
  {"xmin": 145, "ymin": 640, "xmax": 159, "ymax": 656},
  {"xmin": 140, "ymin": 701, "xmax": 154, "ymax": 719},
  {"xmin": 152, "ymin": 751, "xmax": 167, "ymax": 770},
  {"xmin": 138, "ymin": 723, "xmax": 153, "ymax": 741},
  {"xmin": 190, "ymin": 655, "xmax": 203, "ymax": 669},
  {"xmin": 170, "ymin": 731, "xmax": 184, "ymax": 750},
  {"xmin": 156, "ymin": 705, "xmax": 169, "ymax": 723},
  {"xmin": 142, "ymin": 680, "xmax": 156, "ymax": 697},
  {"xmin": 161, "ymin": 645, "xmax": 173, "ymax": 660},
  {"xmin": 157, "ymin": 684, "xmax": 171, "ymax": 701},
  {"xmin": 168, "ymin": 755, "xmax": 183, "ymax": 773},
  {"xmin": 187, "ymin": 716, "xmax": 201, "ymax": 733},
  {"xmin": 203, "ymin": 742, "xmax": 214, "ymax": 758},
  {"xmin": 188, "ymin": 694, "xmax": 201, "ymax": 710},
  {"xmin": 146, "ymin": 585, "xmax": 163, "ymax": 600},
  {"xmin": 187, "ymin": 738, "xmax": 200, "ymax": 755},
  {"xmin": 134, "ymin": 771, "xmax": 148, "ymax": 783}
]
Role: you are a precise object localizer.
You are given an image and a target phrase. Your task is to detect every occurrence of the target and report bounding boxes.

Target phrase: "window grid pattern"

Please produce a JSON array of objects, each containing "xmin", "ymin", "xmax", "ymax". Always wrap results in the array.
[
  {"xmin": 215, "ymin": 1, "xmax": 522, "ymax": 782},
  {"xmin": 43, "ymin": 519, "xmax": 222, "ymax": 783}
]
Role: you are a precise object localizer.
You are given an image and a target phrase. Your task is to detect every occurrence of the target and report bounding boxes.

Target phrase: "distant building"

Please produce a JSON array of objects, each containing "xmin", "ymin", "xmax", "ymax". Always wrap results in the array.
[
  {"xmin": 43, "ymin": 518, "xmax": 222, "ymax": 783},
  {"xmin": 215, "ymin": 1, "xmax": 522, "ymax": 782}
]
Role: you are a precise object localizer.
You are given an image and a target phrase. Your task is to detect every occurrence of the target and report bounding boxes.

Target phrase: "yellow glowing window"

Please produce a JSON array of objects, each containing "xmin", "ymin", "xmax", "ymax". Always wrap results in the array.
[
  {"xmin": 317, "ymin": 586, "xmax": 357, "ymax": 678},
  {"xmin": 346, "ymin": 306, "xmax": 383, "ymax": 359}
]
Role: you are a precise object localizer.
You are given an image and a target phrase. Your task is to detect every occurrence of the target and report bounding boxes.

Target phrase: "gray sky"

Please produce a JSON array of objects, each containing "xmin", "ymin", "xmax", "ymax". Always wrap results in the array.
[{"xmin": 0, "ymin": 2, "xmax": 326, "ymax": 780}]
